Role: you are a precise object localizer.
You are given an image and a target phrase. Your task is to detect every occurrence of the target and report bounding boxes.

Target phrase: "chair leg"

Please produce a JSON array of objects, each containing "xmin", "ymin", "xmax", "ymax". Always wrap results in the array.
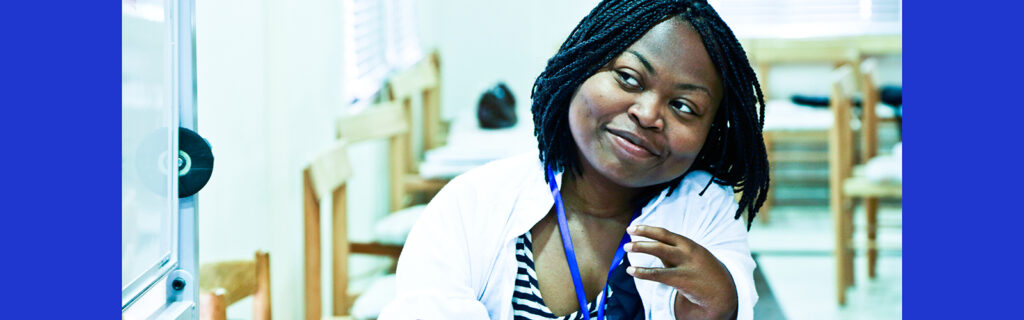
[
  {"xmin": 833, "ymin": 196, "xmax": 847, "ymax": 305},
  {"xmin": 200, "ymin": 291, "xmax": 227, "ymax": 320},
  {"xmin": 332, "ymin": 186, "xmax": 351, "ymax": 316},
  {"xmin": 865, "ymin": 197, "xmax": 879, "ymax": 279},
  {"xmin": 844, "ymin": 201, "xmax": 855, "ymax": 289},
  {"xmin": 255, "ymin": 251, "xmax": 272, "ymax": 320},
  {"xmin": 303, "ymin": 171, "xmax": 322, "ymax": 320}
]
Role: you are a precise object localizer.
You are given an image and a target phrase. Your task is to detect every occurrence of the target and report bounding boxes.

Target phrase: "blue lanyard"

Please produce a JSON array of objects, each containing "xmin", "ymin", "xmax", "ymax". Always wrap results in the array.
[{"xmin": 547, "ymin": 167, "xmax": 640, "ymax": 319}]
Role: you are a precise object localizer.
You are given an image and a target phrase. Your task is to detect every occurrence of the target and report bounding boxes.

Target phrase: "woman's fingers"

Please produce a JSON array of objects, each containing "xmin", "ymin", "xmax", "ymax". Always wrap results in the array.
[
  {"xmin": 627, "ymin": 225, "xmax": 695, "ymax": 249},
  {"xmin": 624, "ymin": 225, "xmax": 704, "ymax": 287},
  {"xmin": 625, "ymin": 240, "xmax": 683, "ymax": 266},
  {"xmin": 626, "ymin": 266, "xmax": 681, "ymax": 286}
]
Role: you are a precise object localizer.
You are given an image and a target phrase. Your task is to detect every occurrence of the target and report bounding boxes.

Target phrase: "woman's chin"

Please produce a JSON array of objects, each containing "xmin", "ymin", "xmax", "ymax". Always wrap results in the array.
[
  {"xmin": 593, "ymin": 158, "xmax": 694, "ymax": 190},
  {"xmin": 589, "ymin": 162, "xmax": 657, "ymax": 188}
]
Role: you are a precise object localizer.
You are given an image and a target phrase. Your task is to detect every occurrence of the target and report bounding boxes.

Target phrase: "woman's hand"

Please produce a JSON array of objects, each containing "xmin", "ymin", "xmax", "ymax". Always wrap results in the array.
[{"xmin": 624, "ymin": 225, "xmax": 738, "ymax": 320}]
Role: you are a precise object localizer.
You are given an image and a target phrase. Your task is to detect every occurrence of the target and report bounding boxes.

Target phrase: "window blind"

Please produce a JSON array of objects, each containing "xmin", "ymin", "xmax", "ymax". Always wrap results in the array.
[
  {"xmin": 384, "ymin": 0, "xmax": 422, "ymax": 70},
  {"xmin": 710, "ymin": 0, "xmax": 902, "ymax": 38},
  {"xmin": 343, "ymin": 0, "xmax": 423, "ymax": 105},
  {"xmin": 344, "ymin": 0, "xmax": 389, "ymax": 104}
]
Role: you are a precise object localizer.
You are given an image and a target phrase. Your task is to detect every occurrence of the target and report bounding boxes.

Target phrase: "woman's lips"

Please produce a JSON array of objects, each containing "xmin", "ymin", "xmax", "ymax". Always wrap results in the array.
[{"xmin": 608, "ymin": 129, "xmax": 659, "ymax": 159}]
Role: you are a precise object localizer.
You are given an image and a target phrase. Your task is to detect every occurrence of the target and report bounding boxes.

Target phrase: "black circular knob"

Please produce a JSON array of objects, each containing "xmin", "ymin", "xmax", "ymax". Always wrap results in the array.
[{"xmin": 178, "ymin": 127, "xmax": 214, "ymax": 198}]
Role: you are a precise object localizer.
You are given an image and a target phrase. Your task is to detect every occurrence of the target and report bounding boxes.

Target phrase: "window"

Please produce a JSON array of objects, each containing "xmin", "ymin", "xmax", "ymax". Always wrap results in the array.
[
  {"xmin": 710, "ymin": 0, "xmax": 902, "ymax": 38},
  {"xmin": 343, "ymin": 0, "xmax": 389, "ymax": 105},
  {"xmin": 384, "ymin": 0, "xmax": 422, "ymax": 70},
  {"xmin": 342, "ymin": 0, "xmax": 423, "ymax": 106}
]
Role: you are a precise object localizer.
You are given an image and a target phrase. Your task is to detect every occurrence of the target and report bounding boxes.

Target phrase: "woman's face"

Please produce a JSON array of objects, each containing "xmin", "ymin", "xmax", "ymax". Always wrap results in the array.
[{"xmin": 568, "ymin": 18, "xmax": 723, "ymax": 188}]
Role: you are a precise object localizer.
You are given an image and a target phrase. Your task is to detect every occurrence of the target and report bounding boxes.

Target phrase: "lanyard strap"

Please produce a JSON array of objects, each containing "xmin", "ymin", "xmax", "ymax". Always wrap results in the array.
[{"xmin": 547, "ymin": 167, "xmax": 639, "ymax": 319}]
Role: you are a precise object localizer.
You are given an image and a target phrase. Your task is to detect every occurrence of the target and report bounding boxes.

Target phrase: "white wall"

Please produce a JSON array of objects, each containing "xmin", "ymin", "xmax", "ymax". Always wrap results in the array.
[
  {"xmin": 195, "ymin": 0, "xmax": 272, "ymax": 265},
  {"xmin": 419, "ymin": 0, "xmax": 600, "ymax": 122},
  {"xmin": 196, "ymin": 0, "xmax": 344, "ymax": 318}
]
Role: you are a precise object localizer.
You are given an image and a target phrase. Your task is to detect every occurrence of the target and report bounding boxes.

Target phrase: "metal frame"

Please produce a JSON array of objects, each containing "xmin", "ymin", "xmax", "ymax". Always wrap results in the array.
[{"xmin": 123, "ymin": 0, "xmax": 199, "ymax": 318}]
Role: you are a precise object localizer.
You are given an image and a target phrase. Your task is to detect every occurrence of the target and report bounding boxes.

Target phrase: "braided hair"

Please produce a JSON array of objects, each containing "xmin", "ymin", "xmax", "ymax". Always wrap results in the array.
[{"xmin": 532, "ymin": 0, "xmax": 769, "ymax": 227}]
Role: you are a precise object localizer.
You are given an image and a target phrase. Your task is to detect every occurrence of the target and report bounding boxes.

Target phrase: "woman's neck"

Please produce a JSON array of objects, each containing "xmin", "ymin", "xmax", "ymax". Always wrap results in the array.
[{"xmin": 560, "ymin": 169, "xmax": 641, "ymax": 221}]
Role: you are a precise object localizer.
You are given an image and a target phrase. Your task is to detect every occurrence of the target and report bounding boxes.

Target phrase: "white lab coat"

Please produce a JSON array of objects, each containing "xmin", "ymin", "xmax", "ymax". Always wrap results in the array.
[{"xmin": 379, "ymin": 152, "xmax": 757, "ymax": 320}]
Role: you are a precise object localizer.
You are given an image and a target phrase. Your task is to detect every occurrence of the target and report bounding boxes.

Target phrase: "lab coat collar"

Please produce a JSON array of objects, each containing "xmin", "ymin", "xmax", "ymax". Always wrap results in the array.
[{"xmin": 506, "ymin": 160, "xmax": 672, "ymax": 242}]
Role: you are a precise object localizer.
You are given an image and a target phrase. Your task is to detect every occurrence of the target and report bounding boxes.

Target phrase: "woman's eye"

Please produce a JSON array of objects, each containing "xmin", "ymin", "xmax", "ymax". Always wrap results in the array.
[
  {"xmin": 670, "ymin": 100, "xmax": 695, "ymax": 114},
  {"xmin": 616, "ymin": 71, "xmax": 640, "ymax": 88}
]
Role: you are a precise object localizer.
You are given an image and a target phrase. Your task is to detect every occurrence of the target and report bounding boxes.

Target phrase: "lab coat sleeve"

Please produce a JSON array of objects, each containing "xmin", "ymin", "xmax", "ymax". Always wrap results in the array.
[
  {"xmin": 378, "ymin": 176, "xmax": 491, "ymax": 320},
  {"xmin": 692, "ymin": 184, "xmax": 758, "ymax": 320}
]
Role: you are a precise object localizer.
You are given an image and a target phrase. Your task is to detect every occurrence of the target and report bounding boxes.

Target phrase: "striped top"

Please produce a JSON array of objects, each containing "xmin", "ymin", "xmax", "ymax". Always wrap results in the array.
[{"xmin": 511, "ymin": 231, "xmax": 604, "ymax": 320}]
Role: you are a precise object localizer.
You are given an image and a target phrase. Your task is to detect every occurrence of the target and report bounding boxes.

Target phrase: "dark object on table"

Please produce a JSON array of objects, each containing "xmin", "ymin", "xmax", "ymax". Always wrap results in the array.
[
  {"xmin": 477, "ymin": 82, "xmax": 517, "ymax": 129},
  {"xmin": 790, "ymin": 85, "xmax": 902, "ymax": 141},
  {"xmin": 879, "ymin": 85, "xmax": 902, "ymax": 139},
  {"xmin": 880, "ymin": 85, "xmax": 901, "ymax": 107},
  {"xmin": 790, "ymin": 94, "xmax": 861, "ymax": 108}
]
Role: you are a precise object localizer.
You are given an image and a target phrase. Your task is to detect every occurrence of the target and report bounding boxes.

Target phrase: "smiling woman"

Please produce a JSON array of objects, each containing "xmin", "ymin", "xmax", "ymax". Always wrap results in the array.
[{"xmin": 380, "ymin": 1, "xmax": 769, "ymax": 319}]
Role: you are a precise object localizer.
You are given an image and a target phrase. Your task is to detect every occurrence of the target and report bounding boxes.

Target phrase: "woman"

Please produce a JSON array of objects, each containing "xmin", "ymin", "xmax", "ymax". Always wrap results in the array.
[{"xmin": 380, "ymin": 0, "xmax": 768, "ymax": 319}]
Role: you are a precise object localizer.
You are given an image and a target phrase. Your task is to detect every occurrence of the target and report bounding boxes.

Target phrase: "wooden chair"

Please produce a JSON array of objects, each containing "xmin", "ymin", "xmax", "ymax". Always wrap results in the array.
[
  {"xmin": 385, "ymin": 50, "xmax": 450, "ymax": 211},
  {"xmin": 748, "ymin": 36, "xmax": 901, "ymax": 224},
  {"xmin": 199, "ymin": 251, "xmax": 271, "ymax": 320},
  {"xmin": 307, "ymin": 52, "xmax": 447, "ymax": 319},
  {"xmin": 416, "ymin": 49, "xmax": 447, "ymax": 152},
  {"xmin": 828, "ymin": 65, "xmax": 857, "ymax": 305},
  {"xmin": 829, "ymin": 62, "xmax": 902, "ymax": 305},
  {"xmin": 302, "ymin": 138, "xmax": 362, "ymax": 320},
  {"xmin": 335, "ymin": 100, "xmax": 413, "ymax": 256},
  {"xmin": 752, "ymin": 42, "xmax": 858, "ymax": 223},
  {"xmin": 857, "ymin": 59, "xmax": 882, "ymax": 281},
  {"xmin": 307, "ymin": 101, "xmax": 410, "ymax": 319}
]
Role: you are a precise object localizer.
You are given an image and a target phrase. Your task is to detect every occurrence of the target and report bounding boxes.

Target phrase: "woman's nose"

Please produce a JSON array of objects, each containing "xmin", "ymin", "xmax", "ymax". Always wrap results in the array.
[{"xmin": 628, "ymin": 95, "xmax": 664, "ymax": 131}]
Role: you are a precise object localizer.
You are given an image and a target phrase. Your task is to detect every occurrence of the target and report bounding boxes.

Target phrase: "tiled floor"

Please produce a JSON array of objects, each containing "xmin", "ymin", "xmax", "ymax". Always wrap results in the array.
[{"xmin": 749, "ymin": 205, "xmax": 903, "ymax": 319}]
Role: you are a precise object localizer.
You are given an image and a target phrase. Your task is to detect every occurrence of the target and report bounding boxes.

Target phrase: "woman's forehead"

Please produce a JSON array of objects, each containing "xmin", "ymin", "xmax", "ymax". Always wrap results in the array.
[{"xmin": 620, "ymin": 18, "xmax": 722, "ymax": 93}]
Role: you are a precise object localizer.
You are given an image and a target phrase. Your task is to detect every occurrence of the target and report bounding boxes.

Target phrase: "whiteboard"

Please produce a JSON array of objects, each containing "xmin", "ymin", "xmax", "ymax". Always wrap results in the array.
[
  {"xmin": 122, "ymin": 0, "xmax": 178, "ymax": 296},
  {"xmin": 122, "ymin": 0, "xmax": 199, "ymax": 318}
]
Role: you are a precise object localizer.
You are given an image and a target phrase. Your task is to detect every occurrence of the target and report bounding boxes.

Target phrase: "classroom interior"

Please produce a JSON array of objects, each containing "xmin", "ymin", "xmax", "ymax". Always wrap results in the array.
[{"xmin": 123, "ymin": 0, "xmax": 902, "ymax": 319}]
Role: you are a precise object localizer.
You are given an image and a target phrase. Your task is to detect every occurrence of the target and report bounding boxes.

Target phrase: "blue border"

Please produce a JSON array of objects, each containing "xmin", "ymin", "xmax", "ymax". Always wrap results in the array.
[
  {"xmin": 904, "ymin": 1, "xmax": 1021, "ymax": 318},
  {"xmin": 3, "ymin": 0, "xmax": 1019, "ymax": 318},
  {"xmin": 1, "ymin": 1, "xmax": 119, "ymax": 317}
]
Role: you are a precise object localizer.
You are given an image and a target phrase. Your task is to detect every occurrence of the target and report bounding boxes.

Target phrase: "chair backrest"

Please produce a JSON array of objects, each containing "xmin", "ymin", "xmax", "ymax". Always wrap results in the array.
[
  {"xmin": 747, "ymin": 37, "xmax": 862, "ymax": 101},
  {"xmin": 336, "ymin": 100, "xmax": 411, "ymax": 212},
  {"xmin": 306, "ymin": 139, "xmax": 354, "ymax": 201},
  {"xmin": 340, "ymin": 54, "xmax": 443, "ymax": 213},
  {"xmin": 336, "ymin": 101, "xmax": 411, "ymax": 143},
  {"xmin": 424, "ymin": 50, "xmax": 444, "ymax": 150},
  {"xmin": 387, "ymin": 51, "xmax": 444, "ymax": 170},
  {"xmin": 859, "ymin": 58, "xmax": 880, "ymax": 164},
  {"xmin": 302, "ymin": 139, "xmax": 356, "ymax": 320},
  {"xmin": 746, "ymin": 35, "xmax": 900, "ymax": 102},
  {"xmin": 829, "ymin": 64, "xmax": 857, "ymax": 189},
  {"xmin": 199, "ymin": 251, "xmax": 271, "ymax": 320},
  {"xmin": 389, "ymin": 50, "xmax": 444, "ymax": 157}
]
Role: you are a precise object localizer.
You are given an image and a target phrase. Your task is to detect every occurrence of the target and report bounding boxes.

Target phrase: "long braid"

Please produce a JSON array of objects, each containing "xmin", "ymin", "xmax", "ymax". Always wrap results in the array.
[
  {"xmin": 690, "ymin": 2, "xmax": 770, "ymax": 226},
  {"xmin": 533, "ymin": 0, "xmax": 770, "ymax": 229}
]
